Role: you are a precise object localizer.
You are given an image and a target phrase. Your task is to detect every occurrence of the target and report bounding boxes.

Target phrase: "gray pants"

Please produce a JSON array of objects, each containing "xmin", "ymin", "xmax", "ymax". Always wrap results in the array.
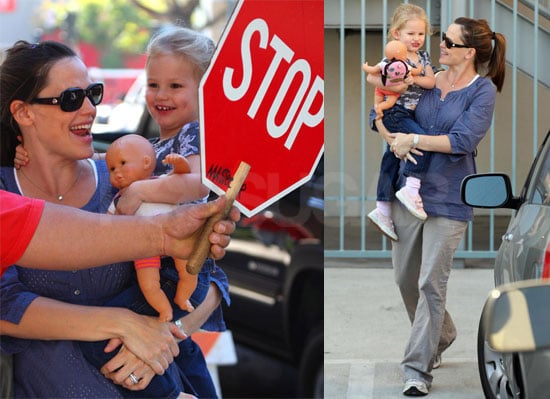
[
  {"xmin": 0, "ymin": 352, "xmax": 13, "ymax": 399},
  {"xmin": 391, "ymin": 202, "xmax": 467, "ymax": 385}
]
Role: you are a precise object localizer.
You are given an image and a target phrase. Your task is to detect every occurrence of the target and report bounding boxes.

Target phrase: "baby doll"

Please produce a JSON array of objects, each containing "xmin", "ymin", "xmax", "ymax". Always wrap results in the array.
[
  {"xmin": 105, "ymin": 134, "xmax": 195, "ymax": 321},
  {"xmin": 362, "ymin": 40, "xmax": 422, "ymax": 119}
]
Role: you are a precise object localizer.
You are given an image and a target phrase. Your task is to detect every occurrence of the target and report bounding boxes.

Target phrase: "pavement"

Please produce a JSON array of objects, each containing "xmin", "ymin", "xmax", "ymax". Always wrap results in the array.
[{"xmin": 324, "ymin": 262, "xmax": 495, "ymax": 399}]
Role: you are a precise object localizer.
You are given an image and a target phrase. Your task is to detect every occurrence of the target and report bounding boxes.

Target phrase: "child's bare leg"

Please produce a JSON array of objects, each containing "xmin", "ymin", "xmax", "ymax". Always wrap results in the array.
[
  {"xmin": 136, "ymin": 265, "xmax": 173, "ymax": 321},
  {"xmin": 373, "ymin": 94, "xmax": 385, "ymax": 119},
  {"xmin": 173, "ymin": 258, "xmax": 196, "ymax": 313}
]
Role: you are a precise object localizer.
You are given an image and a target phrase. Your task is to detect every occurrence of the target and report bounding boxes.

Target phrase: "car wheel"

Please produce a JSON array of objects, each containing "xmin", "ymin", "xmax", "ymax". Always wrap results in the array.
[
  {"xmin": 477, "ymin": 314, "xmax": 515, "ymax": 399},
  {"xmin": 298, "ymin": 325, "xmax": 323, "ymax": 398}
]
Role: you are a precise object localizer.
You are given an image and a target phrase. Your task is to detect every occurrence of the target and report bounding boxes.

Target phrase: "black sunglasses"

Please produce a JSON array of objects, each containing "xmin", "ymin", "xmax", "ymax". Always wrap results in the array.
[
  {"xmin": 31, "ymin": 83, "xmax": 104, "ymax": 112},
  {"xmin": 442, "ymin": 33, "xmax": 469, "ymax": 49}
]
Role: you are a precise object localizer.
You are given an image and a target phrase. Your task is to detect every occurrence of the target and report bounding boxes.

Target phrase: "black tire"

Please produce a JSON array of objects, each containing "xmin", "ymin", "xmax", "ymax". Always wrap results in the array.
[
  {"xmin": 298, "ymin": 325, "xmax": 323, "ymax": 398},
  {"xmin": 477, "ymin": 312, "xmax": 515, "ymax": 399}
]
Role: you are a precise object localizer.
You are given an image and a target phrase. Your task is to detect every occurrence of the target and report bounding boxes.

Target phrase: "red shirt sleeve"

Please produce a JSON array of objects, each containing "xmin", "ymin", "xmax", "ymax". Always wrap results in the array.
[{"xmin": 0, "ymin": 190, "xmax": 45, "ymax": 275}]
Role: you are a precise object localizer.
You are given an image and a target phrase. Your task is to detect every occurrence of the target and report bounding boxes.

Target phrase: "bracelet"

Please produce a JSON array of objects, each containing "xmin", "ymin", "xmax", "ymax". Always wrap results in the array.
[
  {"xmin": 174, "ymin": 319, "xmax": 188, "ymax": 337},
  {"xmin": 413, "ymin": 134, "xmax": 419, "ymax": 148}
]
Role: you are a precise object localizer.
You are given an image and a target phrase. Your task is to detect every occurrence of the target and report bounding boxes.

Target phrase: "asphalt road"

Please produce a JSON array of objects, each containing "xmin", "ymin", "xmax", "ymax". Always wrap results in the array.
[
  {"xmin": 218, "ymin": 343, "xmax": 299, "ymax": 398},
  {"xmin": 324, "ymin": 265, "xmax": 495, "ymax": 399}
]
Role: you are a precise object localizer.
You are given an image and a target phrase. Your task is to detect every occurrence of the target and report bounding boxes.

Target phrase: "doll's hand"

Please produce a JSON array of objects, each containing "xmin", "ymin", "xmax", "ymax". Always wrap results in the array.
[
  {"xmin": 163, "ymin": 153, "xmax": 191, "ymax": 174},
  {"xmin": 362, "ymin": 61, "xmax": 380, "ymax": 76},
  {"xmin": 14, "ymin": 136, "xmax": 29, "ymax": 169}
]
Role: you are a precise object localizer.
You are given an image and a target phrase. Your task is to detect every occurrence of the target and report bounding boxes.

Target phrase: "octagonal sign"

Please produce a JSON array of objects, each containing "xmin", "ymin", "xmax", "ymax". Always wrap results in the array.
[{"xmin": 199, "ymin": 0, "xmax": 324, "ymax": 217}]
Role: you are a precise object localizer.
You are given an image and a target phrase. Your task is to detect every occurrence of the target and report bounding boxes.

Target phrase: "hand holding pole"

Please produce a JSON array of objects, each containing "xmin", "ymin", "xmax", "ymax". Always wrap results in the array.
[{"xmin": 186, "ymin": 161, "xmax": 250, "ymax": 274}]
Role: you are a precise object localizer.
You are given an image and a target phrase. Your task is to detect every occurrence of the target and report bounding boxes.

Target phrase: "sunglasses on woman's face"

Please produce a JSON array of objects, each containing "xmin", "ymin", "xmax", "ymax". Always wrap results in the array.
[
  {"xmin": 31, "ymin": 83, "xmax": 104, "ymax": 112},
  {"xmin": 441, "ymin": 33, "xmax": 469, "ymax": 49}
]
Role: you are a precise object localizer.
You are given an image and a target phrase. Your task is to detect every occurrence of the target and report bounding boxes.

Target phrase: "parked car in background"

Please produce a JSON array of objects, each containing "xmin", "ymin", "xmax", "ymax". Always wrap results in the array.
[
  {"xmin": 461, "ymin": 129, "xmax": 550, "ymax": 399},
  {"xmin": 91, "ymin": 74, "xmax": 324, "ymax": 398},
  {"xmin": 218, "ymin": 158, "xmax": 323, "ymax": 398}
]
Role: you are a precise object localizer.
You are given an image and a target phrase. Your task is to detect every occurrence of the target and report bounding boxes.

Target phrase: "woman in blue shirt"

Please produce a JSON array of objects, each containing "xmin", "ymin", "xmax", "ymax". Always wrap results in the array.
[
  {"xmin": 0, "ymin": 40, "xmax": 229, "ymax": 398},
  {"xmin": 371, "ymin": 17, "xmax": 506, "ymax": 396}
]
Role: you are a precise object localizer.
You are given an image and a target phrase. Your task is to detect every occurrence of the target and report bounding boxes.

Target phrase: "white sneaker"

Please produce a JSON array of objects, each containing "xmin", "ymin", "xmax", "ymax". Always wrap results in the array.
[
  {"xmin": 396, "ymin": 188, "xmax": 428, "ymax": 221},
  {"xmin": 367, "ymin": 209, "xmax": 398, "ymax": 241},
  {"xmin": 403, "ymin": 379, "xmax": 429, "ymax": 396}
]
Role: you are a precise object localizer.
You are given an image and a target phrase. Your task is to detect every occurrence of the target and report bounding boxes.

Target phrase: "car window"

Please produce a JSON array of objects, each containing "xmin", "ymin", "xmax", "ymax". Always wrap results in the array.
[{"xmin": 526, "ymin": 136, "xmax": 550, "ymax": 205}]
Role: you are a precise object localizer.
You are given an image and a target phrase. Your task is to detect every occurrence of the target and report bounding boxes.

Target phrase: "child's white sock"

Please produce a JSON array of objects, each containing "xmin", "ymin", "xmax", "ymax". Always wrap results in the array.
[
  {"xmin": 376, "ymin": 201, "xmax": 391, "ymax": 217},
  {"xmin": 405, "ymin": 177, "xmax": 421, "ymax": 197}
]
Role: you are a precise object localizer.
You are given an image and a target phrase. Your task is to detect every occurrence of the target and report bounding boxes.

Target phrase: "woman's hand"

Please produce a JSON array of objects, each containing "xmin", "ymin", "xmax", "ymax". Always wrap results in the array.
[
  {"xmin": 390, "ymin": 133, "xmax": 423, "ymax": 163},
  {"xmin": 102, "ymin": 312, "xmax": 186, "ymax": 375},
  {"xmin": 381, "ymin": 130, "xmax": 396, "ymax": 146},
  {"xmin": 100, "ymin": 345, "xmax": 156, "ymax": 391}
]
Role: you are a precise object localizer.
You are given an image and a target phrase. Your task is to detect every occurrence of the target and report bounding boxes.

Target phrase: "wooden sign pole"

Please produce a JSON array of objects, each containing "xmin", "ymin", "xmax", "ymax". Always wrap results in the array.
[{"xmin": 187, "ymin": 161, "xmax": 251, "ymax": 274}]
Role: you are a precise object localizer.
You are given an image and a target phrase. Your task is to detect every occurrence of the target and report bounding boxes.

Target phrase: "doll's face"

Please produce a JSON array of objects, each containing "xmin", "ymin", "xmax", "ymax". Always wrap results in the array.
[{"xmin": 105, "ymin": 136, "xmax": 155, "ymax": 190}]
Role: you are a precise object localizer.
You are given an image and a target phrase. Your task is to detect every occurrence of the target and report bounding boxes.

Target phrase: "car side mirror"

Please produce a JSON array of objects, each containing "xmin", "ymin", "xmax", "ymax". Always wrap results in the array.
[
  {"xmin": 482, "ymin": 280, "xmax": 550, "ymax": 352},
  {"xmin": 461, "ymin": 173, "xmax": 515, "ymax": 208}
]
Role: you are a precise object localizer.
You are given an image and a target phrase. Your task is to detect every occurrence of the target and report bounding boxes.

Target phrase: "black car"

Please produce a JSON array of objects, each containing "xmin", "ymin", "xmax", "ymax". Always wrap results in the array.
[
  {"xmin": 92, "ymin": 78, "xmax": 324, "ymax": 398},
  {"xmin": 217, "ymin": 158, "xmax": 323, "ymax": 398}
]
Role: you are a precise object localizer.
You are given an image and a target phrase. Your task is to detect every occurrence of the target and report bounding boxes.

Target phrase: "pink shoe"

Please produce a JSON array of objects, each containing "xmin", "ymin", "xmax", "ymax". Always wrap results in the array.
[
  {"xmin": 396, "ymin": 188, "xmax": 428, "ymax": 220},
  {"xmin": 367, "ymin": 209, "xmax": 398, "ymax": 241}
]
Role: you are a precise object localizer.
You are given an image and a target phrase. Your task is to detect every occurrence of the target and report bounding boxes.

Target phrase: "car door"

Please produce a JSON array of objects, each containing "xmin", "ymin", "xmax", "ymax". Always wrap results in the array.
[{"xmin": 494, "ymin": 131, "xmax": 550, "ymax": 286}]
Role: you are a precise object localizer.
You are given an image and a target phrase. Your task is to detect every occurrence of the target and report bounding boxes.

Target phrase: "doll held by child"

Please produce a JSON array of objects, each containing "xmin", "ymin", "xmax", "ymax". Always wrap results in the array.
[
  {"xmin": 105, "ymin": 133, "xmax": 197, "ymax": 320},
  {"xmin": 362, "ymin": 40, "xmax": 422, "ymax": 120}
]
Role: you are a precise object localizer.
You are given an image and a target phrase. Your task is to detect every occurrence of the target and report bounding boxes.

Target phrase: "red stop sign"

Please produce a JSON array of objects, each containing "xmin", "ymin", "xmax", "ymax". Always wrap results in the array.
[{"xmin": 199, "ymin": 0, "xmax": 324, "ymax": 217}]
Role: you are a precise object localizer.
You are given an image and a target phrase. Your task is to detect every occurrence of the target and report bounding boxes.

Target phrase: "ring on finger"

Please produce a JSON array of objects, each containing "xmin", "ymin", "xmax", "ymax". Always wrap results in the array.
[{"xmin": 128, "ymin": 372, "xmax": 140, "ymax": 385}]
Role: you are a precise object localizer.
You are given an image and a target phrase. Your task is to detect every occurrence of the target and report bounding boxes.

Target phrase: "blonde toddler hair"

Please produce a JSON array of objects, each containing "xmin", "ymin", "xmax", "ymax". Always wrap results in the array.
[
  {"xmin": 146, "ymin": 25, "xmax": 215, "ymax": 82},
  {"xmin": 389, "ymin": 3, "xmax": 432, "ymax": 38}
]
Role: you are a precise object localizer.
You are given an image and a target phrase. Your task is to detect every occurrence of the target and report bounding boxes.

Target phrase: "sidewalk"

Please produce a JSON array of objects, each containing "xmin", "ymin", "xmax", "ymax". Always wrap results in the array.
[{"xmin": 324, "ymin": 266, "xmax": 495, "ymax": 399}]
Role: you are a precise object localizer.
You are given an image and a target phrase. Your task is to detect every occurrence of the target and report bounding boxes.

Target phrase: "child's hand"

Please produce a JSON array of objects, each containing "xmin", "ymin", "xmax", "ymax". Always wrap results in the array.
[{"xmin": 14, "ymin": 136, "xmax": 29, "ymax": 169}]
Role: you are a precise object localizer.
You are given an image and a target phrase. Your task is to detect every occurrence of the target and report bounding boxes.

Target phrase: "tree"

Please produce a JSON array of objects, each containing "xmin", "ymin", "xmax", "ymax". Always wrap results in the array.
[
  {"xmin": 36, "ymin": 0, "xmax": 234, "ymax": 67},
  {"xmin": 130, "ymin": 0, "xmax": 231, "ymax": 29}
]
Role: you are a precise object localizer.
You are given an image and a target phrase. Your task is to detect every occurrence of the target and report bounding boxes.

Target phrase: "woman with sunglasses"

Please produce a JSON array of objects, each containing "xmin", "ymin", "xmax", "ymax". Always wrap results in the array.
[
  {"xmin": 0, "ymin": 40, "xmax": 219, "ymax": 398},
  {"xmin": 370, "ymin": 18, "xmax": 506, "ymax": 396}
]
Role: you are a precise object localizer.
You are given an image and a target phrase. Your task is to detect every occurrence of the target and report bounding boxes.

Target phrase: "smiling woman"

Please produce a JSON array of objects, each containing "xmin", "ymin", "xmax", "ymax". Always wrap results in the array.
[
  {"xmin": 0, "ymin": 39, "xmax": 202, "ymax": 398},
  {"xmin": 369, "ymin": 17, "xmax": 507, "ymax": 396}
]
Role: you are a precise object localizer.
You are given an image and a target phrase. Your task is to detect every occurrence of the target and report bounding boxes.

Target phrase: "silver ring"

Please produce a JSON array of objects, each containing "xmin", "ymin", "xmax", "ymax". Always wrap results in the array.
[{"xmin": 128, "ymin": 372, "xmax": 139, "ymax": 385}]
